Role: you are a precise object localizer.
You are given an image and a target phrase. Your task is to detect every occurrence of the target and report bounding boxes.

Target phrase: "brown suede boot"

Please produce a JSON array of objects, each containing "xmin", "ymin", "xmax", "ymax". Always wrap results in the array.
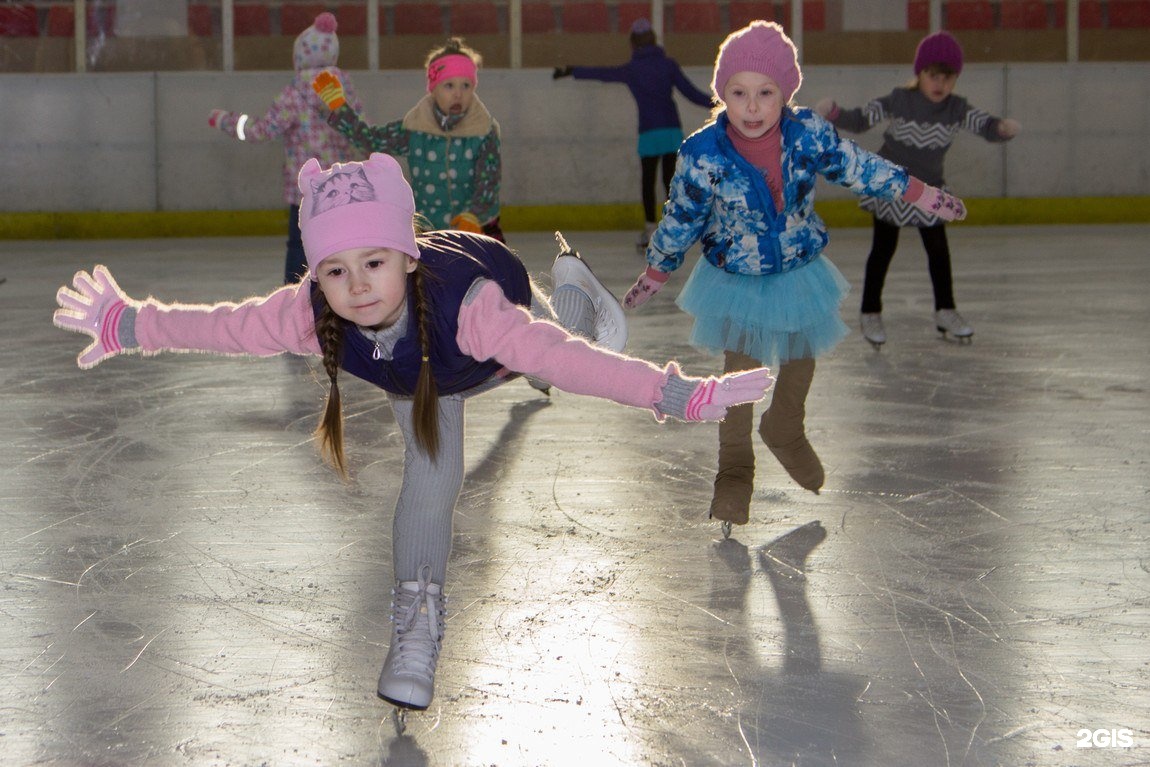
[
  {"xmin": 759, "ymin": 357, "xmax": 824, "ymax": 494},
  {"xmin": 709, "ymin": 351, "xmax": 760, "ymax": 525}
]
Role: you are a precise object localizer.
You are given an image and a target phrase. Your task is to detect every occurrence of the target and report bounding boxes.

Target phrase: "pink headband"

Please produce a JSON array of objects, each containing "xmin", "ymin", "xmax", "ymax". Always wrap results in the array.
[{"xmin": 427, "ymin": 53, "xmax": 477, "ymax": 92}]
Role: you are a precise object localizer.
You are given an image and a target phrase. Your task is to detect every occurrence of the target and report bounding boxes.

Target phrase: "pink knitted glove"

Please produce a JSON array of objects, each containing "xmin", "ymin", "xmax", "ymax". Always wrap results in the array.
[
  {"xmin": 53, "ymin": 265, "xmax": 139, "ymax": 369},
  {"xmin": 997, "ymin": 118, "xmax": 1021, "ymax": 139},
  {"xmin": 904, "ymin": 178, "xmax": 966, "ymax": 222},
  {"xmin": 686, "ymin": 368, "xmax": 775, "ymax": 422},
  {"xmin": 813, "ymin": 97, "xmax": 839, "ymax": 121},
  {"xmin": 623, "ymin": 266, "xmax": 670, "ymax": 309}
]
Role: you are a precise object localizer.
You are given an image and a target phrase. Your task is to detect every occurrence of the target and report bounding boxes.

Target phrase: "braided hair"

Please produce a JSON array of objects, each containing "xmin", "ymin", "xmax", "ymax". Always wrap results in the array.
[{"xmin": 311, "ymin": 257, "xmax": 442, "ymax": 477}]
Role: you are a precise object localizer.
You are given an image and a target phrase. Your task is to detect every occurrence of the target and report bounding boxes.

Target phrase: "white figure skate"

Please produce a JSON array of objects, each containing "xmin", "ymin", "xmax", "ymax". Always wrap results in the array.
[
  {"xmin": 378, "ymin": 567, "xmax": 446, "ymax": 733},
  {"xmin": 551, "ymin": 231, "xmax": 628, "ymax": 353},
  {"xmin": 860, "ymin": 312, "xmax": 887, "ymax": 349},
  {"xmin": 934, "ymin": 308, "xmax": 973, "ymax": 343}
]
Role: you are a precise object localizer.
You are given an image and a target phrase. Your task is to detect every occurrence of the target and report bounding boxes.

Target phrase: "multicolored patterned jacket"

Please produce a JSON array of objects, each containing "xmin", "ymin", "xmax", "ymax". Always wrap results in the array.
[
  {"xmin": 329, "ymin": 95, "xmax": 501, "ymax": 229},
  {"xmin": 213, "ymin": 67, "xmax": 364, "ymax": 206},
  {"xmin": 649, "ymin": 107, "xmax": 911, "ymax": 276}
]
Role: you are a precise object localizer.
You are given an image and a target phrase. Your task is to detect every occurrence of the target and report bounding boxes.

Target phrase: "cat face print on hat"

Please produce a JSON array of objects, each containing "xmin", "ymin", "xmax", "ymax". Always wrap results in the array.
[{"xmin": 298, "ymin": 153, "xmax": 419, "ymax": 275}]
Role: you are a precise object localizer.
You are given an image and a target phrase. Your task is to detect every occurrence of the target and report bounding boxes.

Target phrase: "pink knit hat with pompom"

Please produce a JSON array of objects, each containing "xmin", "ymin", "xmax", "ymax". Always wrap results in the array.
[
  {"xmin": 298, "ymin": 153, "xmax": 419, "ymax": 276},
  {"xmin": 711, "ymin": 21, "xmax": 802, "ymax": 102},
  {"xmin": 293, "ymin": 12, "xmax": 339, "ymax": 72}
]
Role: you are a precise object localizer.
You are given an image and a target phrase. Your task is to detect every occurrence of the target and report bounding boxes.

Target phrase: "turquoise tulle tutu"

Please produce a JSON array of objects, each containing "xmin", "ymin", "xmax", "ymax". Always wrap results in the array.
[{"xmin": 675, "ymin": 255, "xmax": 850, "ymax": 367}]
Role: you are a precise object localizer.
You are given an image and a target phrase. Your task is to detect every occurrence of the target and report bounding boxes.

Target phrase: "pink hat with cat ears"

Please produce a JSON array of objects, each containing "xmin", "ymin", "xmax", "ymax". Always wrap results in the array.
[{"xmin": 298, "ymin": 153, "xmax": 419, "ymax": 277}]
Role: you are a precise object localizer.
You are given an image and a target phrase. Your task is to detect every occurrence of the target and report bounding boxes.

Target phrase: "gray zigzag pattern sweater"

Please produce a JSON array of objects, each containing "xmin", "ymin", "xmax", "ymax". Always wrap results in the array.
[
  {"xmin": 833, "ymin": 87, "xmax": 1006, "ymax": 187},
  {"xmin": 832, "ymin": 87, "xmax": 1006, "ymax": 225}
]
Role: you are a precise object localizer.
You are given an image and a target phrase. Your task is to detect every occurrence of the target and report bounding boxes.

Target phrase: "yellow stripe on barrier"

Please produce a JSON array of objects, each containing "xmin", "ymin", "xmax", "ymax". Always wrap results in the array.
[{"xmin": 1, "ymin": 198, "xmax": 1147, "ymax": 239}]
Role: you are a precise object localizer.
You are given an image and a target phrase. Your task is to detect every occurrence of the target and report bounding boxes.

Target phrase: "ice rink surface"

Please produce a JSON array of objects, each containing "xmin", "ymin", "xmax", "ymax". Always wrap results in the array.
[{"xmin": 2, "ymin": 225, "xmax": 1148, "ymax": 766}]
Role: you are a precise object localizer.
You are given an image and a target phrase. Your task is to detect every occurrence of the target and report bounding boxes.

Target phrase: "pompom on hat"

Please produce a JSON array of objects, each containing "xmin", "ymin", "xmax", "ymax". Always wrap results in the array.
[
  {"xmin": 298, "ymin": 153, "xmax": 419, "ymax": 277},
  {"xmin": 711, "ymin": 21, "xmax": 802, "ymax": 103},
  {"xmin": 294, "ymin": 12, "xmax": 339, "ymax": 72},
  {"xmin": 630, "ymin": 17, "xmax": 653, "ymax": 35},
  {"xmin": 914, "ymin": 31, "xmax": 963, "ymax": 75}
]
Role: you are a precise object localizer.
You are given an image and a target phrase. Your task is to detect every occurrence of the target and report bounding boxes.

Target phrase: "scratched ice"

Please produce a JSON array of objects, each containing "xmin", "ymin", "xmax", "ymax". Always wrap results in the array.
[{"xmin": 1, "ymin": 227, "xmax": 1147, "ymax": 766}]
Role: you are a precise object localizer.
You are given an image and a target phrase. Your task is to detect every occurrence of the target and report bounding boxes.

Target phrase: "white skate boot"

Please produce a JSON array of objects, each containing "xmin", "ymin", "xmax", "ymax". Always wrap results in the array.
[
  {"xmin": 934, "ymin": 308, "xmax": 973, "ymax": 342},
  {"xmin": 378, "ymin": 566, "xmax": 446, "ymax": 727},
  {"xmin": 859, "ymin": 312, "xmax": 886, "ymax": 349},
  {"xmin": 551, "ymin": 231, "xmax": 628, "ymax": 352}
]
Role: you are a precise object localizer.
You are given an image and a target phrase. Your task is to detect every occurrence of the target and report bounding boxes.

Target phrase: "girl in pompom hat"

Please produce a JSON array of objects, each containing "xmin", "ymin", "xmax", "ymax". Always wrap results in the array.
[
  {"xmin": 623, "ymin": 20, "xmax": 967, "ymax": 536},
  {"xmin": 313, "ymin": 38, "xmax": 507, "ymax": 242},
  {"xmin": 207, "ymin": 12, "xmax": 365, "ymax": 284},
  {"xmin": 52, "ymin": 153, "xmax": 774, "ymax": 717},
  {"xmin": 552, "ymin": 17, "xmax": 714, "ymax": 252},
  {"xmin": 815, "ymin": 30, "xmax": 1020, "ymax": 346}
]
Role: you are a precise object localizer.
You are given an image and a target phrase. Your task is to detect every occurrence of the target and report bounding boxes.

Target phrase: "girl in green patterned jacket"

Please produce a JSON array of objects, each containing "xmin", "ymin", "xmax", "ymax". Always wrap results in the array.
[{"xmin": 314, "ymin": 38, "xmax": 505, "ymax": 241}]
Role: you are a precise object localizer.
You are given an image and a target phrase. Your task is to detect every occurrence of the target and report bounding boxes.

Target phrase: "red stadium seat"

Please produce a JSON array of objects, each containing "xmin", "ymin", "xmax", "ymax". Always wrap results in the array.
[
  {"xmin": 616, "ymin": 2, "xmax": 650, "ymax": 34},
  {"xmin": 729, "ymin": 2, "xmax": 777, "ymax": 28},
  {"xmin": 46, "ymin": 4, "xmax": 115, "ymax": 37},
  {"xmin": 907, "ymin": 0, "xmax": 930, "ymax": 30},
  {"xmin": 281, "ymin": 4, "xmax": 328, "ymax": 36},
  {"xmin": 234, "ymin": 5, "xmax": 271, "ymax": 36},
  {"xmin": 451, "ymin": 2, "xmax": 499, "ymax": 34},
  {"xmin": 1108, "ymin": 0, "xmax": 1150, "ymax": 27},
  {"xmin": 672, "ymin": 1, "xmax": 722, "ymax": 33},
  {"xmin": 944, "ymin": 0, "xmax": 994, "ymax": 30},
  {"xmin": 561, "ymin": 1, "xmax": 609, "ymax": 33},
  {"xmin": 1000, "ymin": 0, "xmax": 1048, "ymax": 29},
  {"xmin": 1078, "ymin": 0, "xmax": 1104, "ymax": 27},
  {"xmin": 0, "ymin": 4, "xmax": 38, "ymax": 37},
  {"xmin": 335, "ymin": 4, "xmax": 369, "ymax": 35},
  {"xmin": 394, "ymin": 3, "xmax": 444, "ymax": 34},
  {"xmin": 522, "ymin": 2, "xmax": 557, "ymax": 33},
  {"xmin": 188, "ymin": 4, "xmax": 213, "ymax": 36}
]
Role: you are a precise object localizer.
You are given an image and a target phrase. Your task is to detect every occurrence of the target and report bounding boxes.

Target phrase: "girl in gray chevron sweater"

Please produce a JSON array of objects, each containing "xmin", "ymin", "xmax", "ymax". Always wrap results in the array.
[{"xmin": 815, "ymin": 31, "xmax": 1020, "ymax": 345}]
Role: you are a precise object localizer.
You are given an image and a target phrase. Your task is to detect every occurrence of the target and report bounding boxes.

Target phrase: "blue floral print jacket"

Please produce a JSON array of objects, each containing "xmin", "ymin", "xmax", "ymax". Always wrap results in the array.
[{"xmin": 648, "ymin": 107, "xmax": 911, "ymax": 276}]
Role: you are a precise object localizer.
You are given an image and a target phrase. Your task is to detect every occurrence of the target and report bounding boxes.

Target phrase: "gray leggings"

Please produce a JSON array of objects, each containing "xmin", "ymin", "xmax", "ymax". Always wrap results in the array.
[{"xmin": 386, "ymin": 280, "xmax": 589, "ymax": 585}]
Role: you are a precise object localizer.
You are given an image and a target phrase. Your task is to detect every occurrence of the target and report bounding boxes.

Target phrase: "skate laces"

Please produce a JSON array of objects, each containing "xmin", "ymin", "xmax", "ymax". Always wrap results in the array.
[{"xmin": 389, "ymin": 568, "xmax": 446, "ymax": 678}]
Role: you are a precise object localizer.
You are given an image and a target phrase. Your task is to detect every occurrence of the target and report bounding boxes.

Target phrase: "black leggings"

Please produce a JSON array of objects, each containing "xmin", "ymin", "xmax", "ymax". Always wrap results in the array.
[
  {"xmin": 860, "ymin": 216, "xmax": 956, "ymax": 313},
  {"xmin": 640, "ymin": 153, "xmax": 677, "ymax": 223}
]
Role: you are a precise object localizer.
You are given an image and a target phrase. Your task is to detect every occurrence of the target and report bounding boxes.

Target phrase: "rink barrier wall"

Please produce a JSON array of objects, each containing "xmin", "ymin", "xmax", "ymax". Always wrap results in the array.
[
  {"xmin": 2, "ymin": 63, "xmax": 1148, "ymax": 234},
  {"xmin": 2, "ymin": 197, "xmax": 1147, "ymax": 240}
]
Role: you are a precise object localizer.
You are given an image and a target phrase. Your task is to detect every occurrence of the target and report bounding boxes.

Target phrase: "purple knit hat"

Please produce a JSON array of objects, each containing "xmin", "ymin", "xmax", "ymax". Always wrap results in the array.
[
  {"xmin": 298, "ymin": 153, "xmax": 419, "ymax": 277},
  {"xmin": 914, "ymin": 31, "xmax": 963, "ymax": 75},
  {"xmin": 711, "ymin": 21, "xmax": 802, "ymax": 102},
  {"xmin": 630, "ymin": 17, "xmax": 652, "ymax": 35}
]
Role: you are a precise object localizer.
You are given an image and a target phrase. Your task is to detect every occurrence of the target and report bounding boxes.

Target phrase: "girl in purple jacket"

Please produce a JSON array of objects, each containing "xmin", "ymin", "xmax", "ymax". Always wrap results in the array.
[
  {"xmin": 54, "ymin": 153, "xmax": 773, "ymax": 720},
  {"xmin": 554, "ymin": 18, "xmax": 713, "ymax": 250}
]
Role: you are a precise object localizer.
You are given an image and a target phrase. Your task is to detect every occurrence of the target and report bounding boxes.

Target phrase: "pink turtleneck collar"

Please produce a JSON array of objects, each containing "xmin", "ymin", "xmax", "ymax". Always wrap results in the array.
[{"xmin": 726, "ymin": 119, "xmax": 784, "ymax": 212}]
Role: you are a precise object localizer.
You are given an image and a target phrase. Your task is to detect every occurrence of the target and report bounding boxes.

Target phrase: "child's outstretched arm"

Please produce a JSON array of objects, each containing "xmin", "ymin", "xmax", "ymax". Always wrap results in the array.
[
  {"xmin": 457, "ymin": 280, "xmax": 773, "ymax": 422},
  {"xmin": 313, "ymin": 71, "xmax": 408, "ymax": 155},
  {"xmin": 54, "ymin": 266, "xmax": 321, "ymax": 368},
  {"xmin": 53, "ymin": 265, "xmax": 140, "ymax": 369}
]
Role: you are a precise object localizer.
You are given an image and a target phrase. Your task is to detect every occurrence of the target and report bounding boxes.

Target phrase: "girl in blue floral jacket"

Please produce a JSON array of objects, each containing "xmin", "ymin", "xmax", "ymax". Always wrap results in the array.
[{"xmin": 623, "ymin": 21, "xmax": 966, "ymax": 533}]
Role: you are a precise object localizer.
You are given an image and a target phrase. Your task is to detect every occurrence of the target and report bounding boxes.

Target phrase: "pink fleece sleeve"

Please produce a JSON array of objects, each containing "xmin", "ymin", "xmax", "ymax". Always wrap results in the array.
[
  {"xmin": 135, "ymin": 282, "xmax": 322, "ymax": 357},
  {"xmin": 457, "ymin": 280, "xmax": 673, "ymax": 416}
]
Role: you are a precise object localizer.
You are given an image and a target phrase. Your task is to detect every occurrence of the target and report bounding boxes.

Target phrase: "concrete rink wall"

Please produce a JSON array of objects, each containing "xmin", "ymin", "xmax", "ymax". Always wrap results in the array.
[
  {"xmin": 2, "ymin": 225, "xmax": 1147, "ymax": 765},
  {"xmin": 2, "ymin": 62, "xmax": 1148, "ymax": 216}
]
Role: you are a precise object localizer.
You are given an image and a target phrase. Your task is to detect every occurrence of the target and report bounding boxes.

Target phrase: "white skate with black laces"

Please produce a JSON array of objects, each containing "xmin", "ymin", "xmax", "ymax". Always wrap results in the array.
[
  {"xmin": 551, "ymin": 231, "xmax": 628, "ymax": 352},
  {"xmin": 934, "ymin": 308, "xmax": 973, "ymax": 343},
  {"xmin": 860, "ymin": 312, "xmax": 886, "ymax": 349},
  {"xmin": 378, "ymin": 566, "xmax": 446, "ymax": 733}
]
